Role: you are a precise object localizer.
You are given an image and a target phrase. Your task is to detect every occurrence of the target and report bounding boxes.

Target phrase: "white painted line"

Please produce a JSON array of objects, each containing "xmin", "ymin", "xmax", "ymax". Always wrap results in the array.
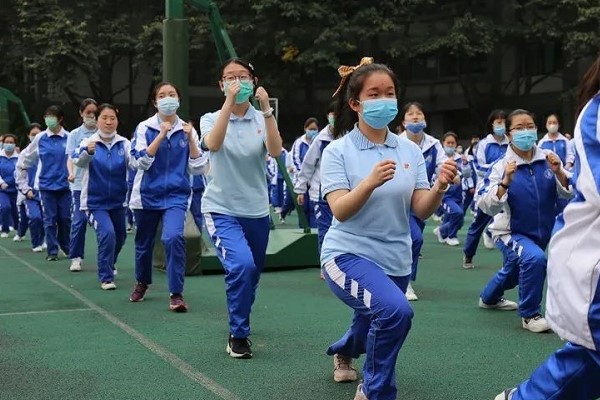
[
  {"xmin": 0, "ymin": 244, "xmax": 241, "ymax": 400},
  {"xmin": 0, "ymin": 308, "xmax": 92, "ymax": 317}
]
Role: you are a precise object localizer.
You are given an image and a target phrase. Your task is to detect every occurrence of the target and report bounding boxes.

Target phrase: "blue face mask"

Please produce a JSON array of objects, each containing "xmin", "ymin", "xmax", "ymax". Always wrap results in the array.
[
  {"xmin": 512, "ymin": 130, "xmax": 538, "ymax": 151},
  {"xmin": 305, "ymin": 129, "xmax": 318, "ymax": 140},
  {"xmin": 405, "ymin": 120, "xmax": 427, "ymax": 134},
  {"xmin": 157, "ymin": 96, "xmax": 180, "ymax": 116},
  {"xmin": 224, "ymin": 81, "xmax": 255, "ymax": 104},
  {"xmin": 3, "ymin": 143, "xmax": 15, "ymax": 153},
  {"xmin": 359, "ymin": 98, "xmax": 398, "ymax": 130},
  {"xmin": 444, "ymin": 146, "xmax": 455, "ymax": 156},
  {"xmin": 493, "ymin": 125, "xmax": 506, "ymax": 136}
]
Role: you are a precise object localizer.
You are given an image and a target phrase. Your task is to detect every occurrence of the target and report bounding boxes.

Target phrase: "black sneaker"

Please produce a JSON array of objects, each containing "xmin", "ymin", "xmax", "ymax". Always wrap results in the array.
[
  {"xmin": 226, "ymin": 335, "xmax": 252, "ymax": 359},
  {"xmin": 46, "ymin": 255, "xmax": 58, "ymax": 261}
]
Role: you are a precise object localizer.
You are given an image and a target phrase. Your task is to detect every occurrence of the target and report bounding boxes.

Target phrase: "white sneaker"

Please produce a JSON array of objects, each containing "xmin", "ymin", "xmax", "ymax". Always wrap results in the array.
[
  {"xmin": 32, "ymin": 246, "xmax": 44, "ymax": 253},
  {"xmin": 522, "ymin": 314, "xmax": 551, "ymax": 333},
  {"xmin": 405, "ymin": 283, "xmax": 418, "ymax": 301},
  {"xmin": 483, "ymin": 232, "xmax": 495, "ymax": 249},
  {"xmin": 495, "ymin": 389, "xmax": 516, "ymax": 400},
  {"xmin": 433, "ymin": 227, "xmax": 445, "ymax": 243},
  {"xmin": 69, "ymin": 258, "xmax": 82, "ymax": 272},
  {"xmin": 113, "ymin": 268, "xmax": 118, "ymax": 276},
  {"xmin": 101, "ymin": 282, "xmax": 117, "ymax": 290},
  {"xmin": 354, "ymin": 384, "xmax": 368, "ymax": 400},
  {"xmin": 479, "ymin": 297, "xmax": 518, "ymax": 311},
  {"xmin": 8, "ymin": 226, "xmax": 14, "ymax": 232},
  {"xmin": 333, "ymin": 354, "xmax": 358, "ymax": 382},
  {"xmin": 463, "ymin": 255, "xmax": 474, "ymax": 269},
  {"xmin": 445, "ymin": 237, "xmax": 460, "ymax": 246},
  {"xmin": 42, "ymin": 242, "xmax": 47, "ymax": 250},
  {"xmin": 432, "ymin": 214, "xmax": 442, "ymax": 223},
  {"xmin": 13, "ymin": 235, "xmax": 24, "ymax": 242},
  {"xmin": 0, "ymin": 233, "xmax": 9, "ymax": 238}
]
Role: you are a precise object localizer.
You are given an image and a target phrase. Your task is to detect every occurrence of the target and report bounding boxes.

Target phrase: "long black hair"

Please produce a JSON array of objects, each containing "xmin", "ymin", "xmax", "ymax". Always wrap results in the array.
[
  {"xmin": 332, "ymin": 63, "xmax": 399, "ymax": 139},
  {"xmin": 576, "ymin": 54, "xmax": 600, "ymax": 118}
]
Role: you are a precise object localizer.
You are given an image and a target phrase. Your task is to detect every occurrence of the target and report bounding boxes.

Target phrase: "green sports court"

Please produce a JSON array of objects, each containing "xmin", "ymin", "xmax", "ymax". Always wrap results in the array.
[{"xmin": 0, "ymin": 214, "xmax": 562, "ymax": 400}]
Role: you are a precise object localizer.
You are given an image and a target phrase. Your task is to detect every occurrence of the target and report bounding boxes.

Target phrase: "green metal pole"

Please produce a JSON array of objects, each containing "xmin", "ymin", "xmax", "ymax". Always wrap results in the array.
[
  {"xmin": 0, "ymin": 98, "xmax": 8, "ymax": 133},
  {"xmin": 164, "ymin": 0, "xmax": 190, "ymax": 120}
]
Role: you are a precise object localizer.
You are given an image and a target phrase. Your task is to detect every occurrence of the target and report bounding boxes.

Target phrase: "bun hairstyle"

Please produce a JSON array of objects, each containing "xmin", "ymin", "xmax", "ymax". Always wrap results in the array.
[{"xmin": 331, "ymin": 57, "xmax": 399, "ymax": 139}]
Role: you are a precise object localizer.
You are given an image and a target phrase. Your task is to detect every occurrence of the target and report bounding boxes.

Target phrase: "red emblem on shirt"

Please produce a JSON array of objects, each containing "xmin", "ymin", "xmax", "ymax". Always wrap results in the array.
[
  {"xmin": 404, "ymin": 163, "xmax": 410, "ymax": 169},
  {"xmin": 257, "ymin": 129, "xmax": 262, "ymax": 134}
]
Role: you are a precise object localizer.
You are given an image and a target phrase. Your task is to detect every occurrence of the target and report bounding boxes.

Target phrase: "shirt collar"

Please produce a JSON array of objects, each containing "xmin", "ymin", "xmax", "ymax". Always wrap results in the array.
[
  {"xmin": 228, "ymin": 105, "xmax": 257, "ymax": 121},
  {"xmin": 46, "ymin": 128, "xmax": 67, "ymax": 137},
  {"xmin": 504, "ymin": 144, "xmax": 547, "ymax": 165},
  {"xmin": 349, "ymin": 125, "xmax": 398, "ymax": 150}
]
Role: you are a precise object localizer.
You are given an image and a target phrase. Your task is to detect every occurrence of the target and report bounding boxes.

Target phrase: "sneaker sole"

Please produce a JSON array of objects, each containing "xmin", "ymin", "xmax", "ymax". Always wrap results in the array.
[
  {"xmin": 333, "ymin": 373, "xmax": 358, "ymax": 383},
  {"xmin": 129, "ymin": 297, "xmax": 145, "ymax": 302},
  {"xmin": 70, "ymin": 267, "xmax": 82, "ymax": 272},
  {"xmin": 169, "ymin": 304, "xmax": 188, "ymax": 313},
  {"xmin": 226, "ymin": 344, "xmax": 252, "ymax": 359},
  {"xmin": 522, "ymin": 322, "xmax": 551, "ymax": 333},
  {"xmin": 479, "ymin": 301, "xmax": 517, "ymax": 311}
]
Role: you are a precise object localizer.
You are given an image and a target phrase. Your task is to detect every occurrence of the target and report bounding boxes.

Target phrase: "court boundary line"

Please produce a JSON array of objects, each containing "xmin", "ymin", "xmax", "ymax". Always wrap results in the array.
[
  {"xmin": 0, "ymin": 244, "xmax": 242, "ymax": 400},
  {"xmin": 0, "ymin": 308, "xmax": 92, "ymax": 317}
]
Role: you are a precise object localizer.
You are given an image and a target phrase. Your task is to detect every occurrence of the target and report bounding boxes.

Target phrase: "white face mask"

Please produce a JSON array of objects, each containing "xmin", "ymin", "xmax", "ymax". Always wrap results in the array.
[
  {"xmin": 99, "ymin": 131, "xmax": 116, "ymax": 140},
  {"xmin": 547, "ymin": 124, "xmax": 559, "ymax": 134},
  {"xmin": 83, "ymin": 116, "xmax": 97, "ymax": 129}
]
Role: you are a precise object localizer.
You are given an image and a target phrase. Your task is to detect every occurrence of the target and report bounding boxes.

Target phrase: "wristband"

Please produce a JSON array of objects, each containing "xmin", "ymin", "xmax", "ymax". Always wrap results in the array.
[
  {"xmin": 499, "ymin": 182, "xmax": 510, "ymax": 190},
  {"xmin": 263, "ymin": 107, "xmax": 274, "ymax": 118}
]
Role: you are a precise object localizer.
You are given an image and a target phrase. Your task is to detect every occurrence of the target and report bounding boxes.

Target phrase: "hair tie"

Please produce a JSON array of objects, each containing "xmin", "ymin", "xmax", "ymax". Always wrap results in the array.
[{"xmin": 332, "ymin": 57, "xmax": 374, "ymax": 98}]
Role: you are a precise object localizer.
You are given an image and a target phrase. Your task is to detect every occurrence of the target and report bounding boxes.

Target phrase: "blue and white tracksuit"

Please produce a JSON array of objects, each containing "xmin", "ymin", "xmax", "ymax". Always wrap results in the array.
[
  {"xmin": 294, "ymin": 126, "xmax": 334, "ymax": 253},
  {"xmin": 398, "ymin": 131, "xmax": 446, "ymax": 281},
  {"xmin": 191, "ymin": 173, "xmax": 206, "ymax": 232},
  {"xmin": 0, "ymin": 150, "xmax": 19, "ymax": 233},
  {"xmin": 509, "ymin": 94, "xmax": 600, "ymax": 400},
  {"xmin": 438, "ymin": 154, "xmax": 471, "ymax": 240},
  {"xmin": 126, "ymin": 166, "xmax": 136, "ymax": 227},
  {"xmin": 478, "ymin": 145, "xmax": 572, "ymax": 319},
  {"xmin": 16, "ymin": 192, "xmax": 28, "ymax": 238},
  {"xmin": 200, "ymin": 106, "xmax": 271, "ymax": 339},
  {"xmin": 16, "ymin": 129, "xmax": 71, "ymax": 257},
  {"xmin": 74, "ymin": 133, "xmax": 130, "ymax": 284},
  {"xmin": 66, "ymin": 125, "xmax": 96, "ymax": 261},
  {"xmin": 320, "ymin": 128, "xmax": 429, "ymax": 400},
  {"xmin": 268, "ymin": 149, "xmax": 293, "ymax": 218},
  {"xmin": 291, "ymin": 135, "xmax": 317, "ymax": 228},
  {"xmin": 16, "ymin": 156, "xmax": 44, "ymax": 249},
  {"xmin": 538, "ymin": 132, "xmax": 575, "ymax": 215},
  {"xmin": 130, "ymin": 115, "xmax": 207, "ymax": 295},
  {"xmin": 463, "ymin": 133, "xmax": 509, "ymax": 259},
  {"xmin": 462, "ymin": 155, "xmax": 477, "ymax": 212}
]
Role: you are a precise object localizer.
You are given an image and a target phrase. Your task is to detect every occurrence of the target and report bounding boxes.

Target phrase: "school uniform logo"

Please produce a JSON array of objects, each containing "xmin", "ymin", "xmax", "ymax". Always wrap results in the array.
[
  {"xmin": 179, "ymin": 138, "xmax": 188, "ymax": 148},
  {"xmin": 257, "ymin": 128, "xmax": 263, "ymax": 135},
  {"xmin": 404, "ymin": 163, "xmax": 410, "ymax": 169},
  {"xmin": 544, "ymin": 168, "xmax": 554, "ymax": 179},
  {"xmin": 118, "ymin": 148, "xmax": 125, "ymax": 156},
  {"xmin": 425, "ymin": 155, "xmax": 432, "ymax": 164}
]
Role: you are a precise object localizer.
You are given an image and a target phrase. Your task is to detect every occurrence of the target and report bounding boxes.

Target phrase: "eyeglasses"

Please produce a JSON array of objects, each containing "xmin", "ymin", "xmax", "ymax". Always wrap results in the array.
[
  {"xmin": 222, "ymin": 75, "xmax": 252, "ymax": 83},
  {"xmin": 510, "ymin": 124, "xmax": 536, "ymax": 132}
]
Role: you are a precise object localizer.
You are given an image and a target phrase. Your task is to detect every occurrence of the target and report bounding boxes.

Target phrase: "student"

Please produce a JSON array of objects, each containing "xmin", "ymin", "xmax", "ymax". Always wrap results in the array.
[
  {"xmin": 290, "ymin": 117, "xmax": 319, "ymax": 228},
  {"xmin": 478, "ymin": 109, "xmax": 571, "ymax": 333},
  {"xmin": 129, "ymin": 82, "xmax": 206, "ymax": 311},
  {"xmin": 191, "ymin": 174, "xmax": 206, "ymax": 232},
  {"xmin": 294, "ymin": 106, "xmax": 335, "ymax": 255},
  {"xmin": 0, "ymin": 134, "xmax": 19, "ymax": 238},
  {"xmin": 495, "ymin": 55, "xmax": 600, "ymax": 400},
  {"xmin": 398, "ymin": 102, "xmax": 446, "ymax": 300},
  {"xmin": 200, "ymin": 58, "xmax": 282, "ymax": 359},
  {"xmin": 16, "ymin": 124, "xmax": 45, "ymax": 252},
  {"xmin": 16, "ymin": 106, "xmax": 71, "ymax": 261},
  {"xmin": 268, "ymin": 147, "xmax": 292, "ymax": 223},
  {"xmin": 320, "ymin": 57, "xmax": 457, "ymax": 400},
  {"xmin": 66, "ymin": 98, "xmax": 98, "ymax": 272},
  {"xmin": 73, "ymin": 104, "xmax": 130, "ymax": 290},
  {"xmin": 463, "ymin": 110, "xmax": 509, "ymax": 269},
  {"xmin": 433, "ymin": 131, "xmax": 470, "ymax": 246},
  {"xmin": 538, "ymin": 113, "xmax": 574, "ymax": 215}
]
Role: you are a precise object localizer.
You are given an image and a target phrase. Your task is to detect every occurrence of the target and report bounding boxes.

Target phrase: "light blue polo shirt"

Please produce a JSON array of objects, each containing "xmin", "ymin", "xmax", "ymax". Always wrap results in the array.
[
  {"xmin": 200, "ymin": 106, "xmax": 269, "ymax": 218},
  {"xmin": 320, "ymin": 126, "xmax": 430, "ymax": 277},
  {"xmin": 66, "ymin": 124, "xmax": 97, "ymax": 191}
]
